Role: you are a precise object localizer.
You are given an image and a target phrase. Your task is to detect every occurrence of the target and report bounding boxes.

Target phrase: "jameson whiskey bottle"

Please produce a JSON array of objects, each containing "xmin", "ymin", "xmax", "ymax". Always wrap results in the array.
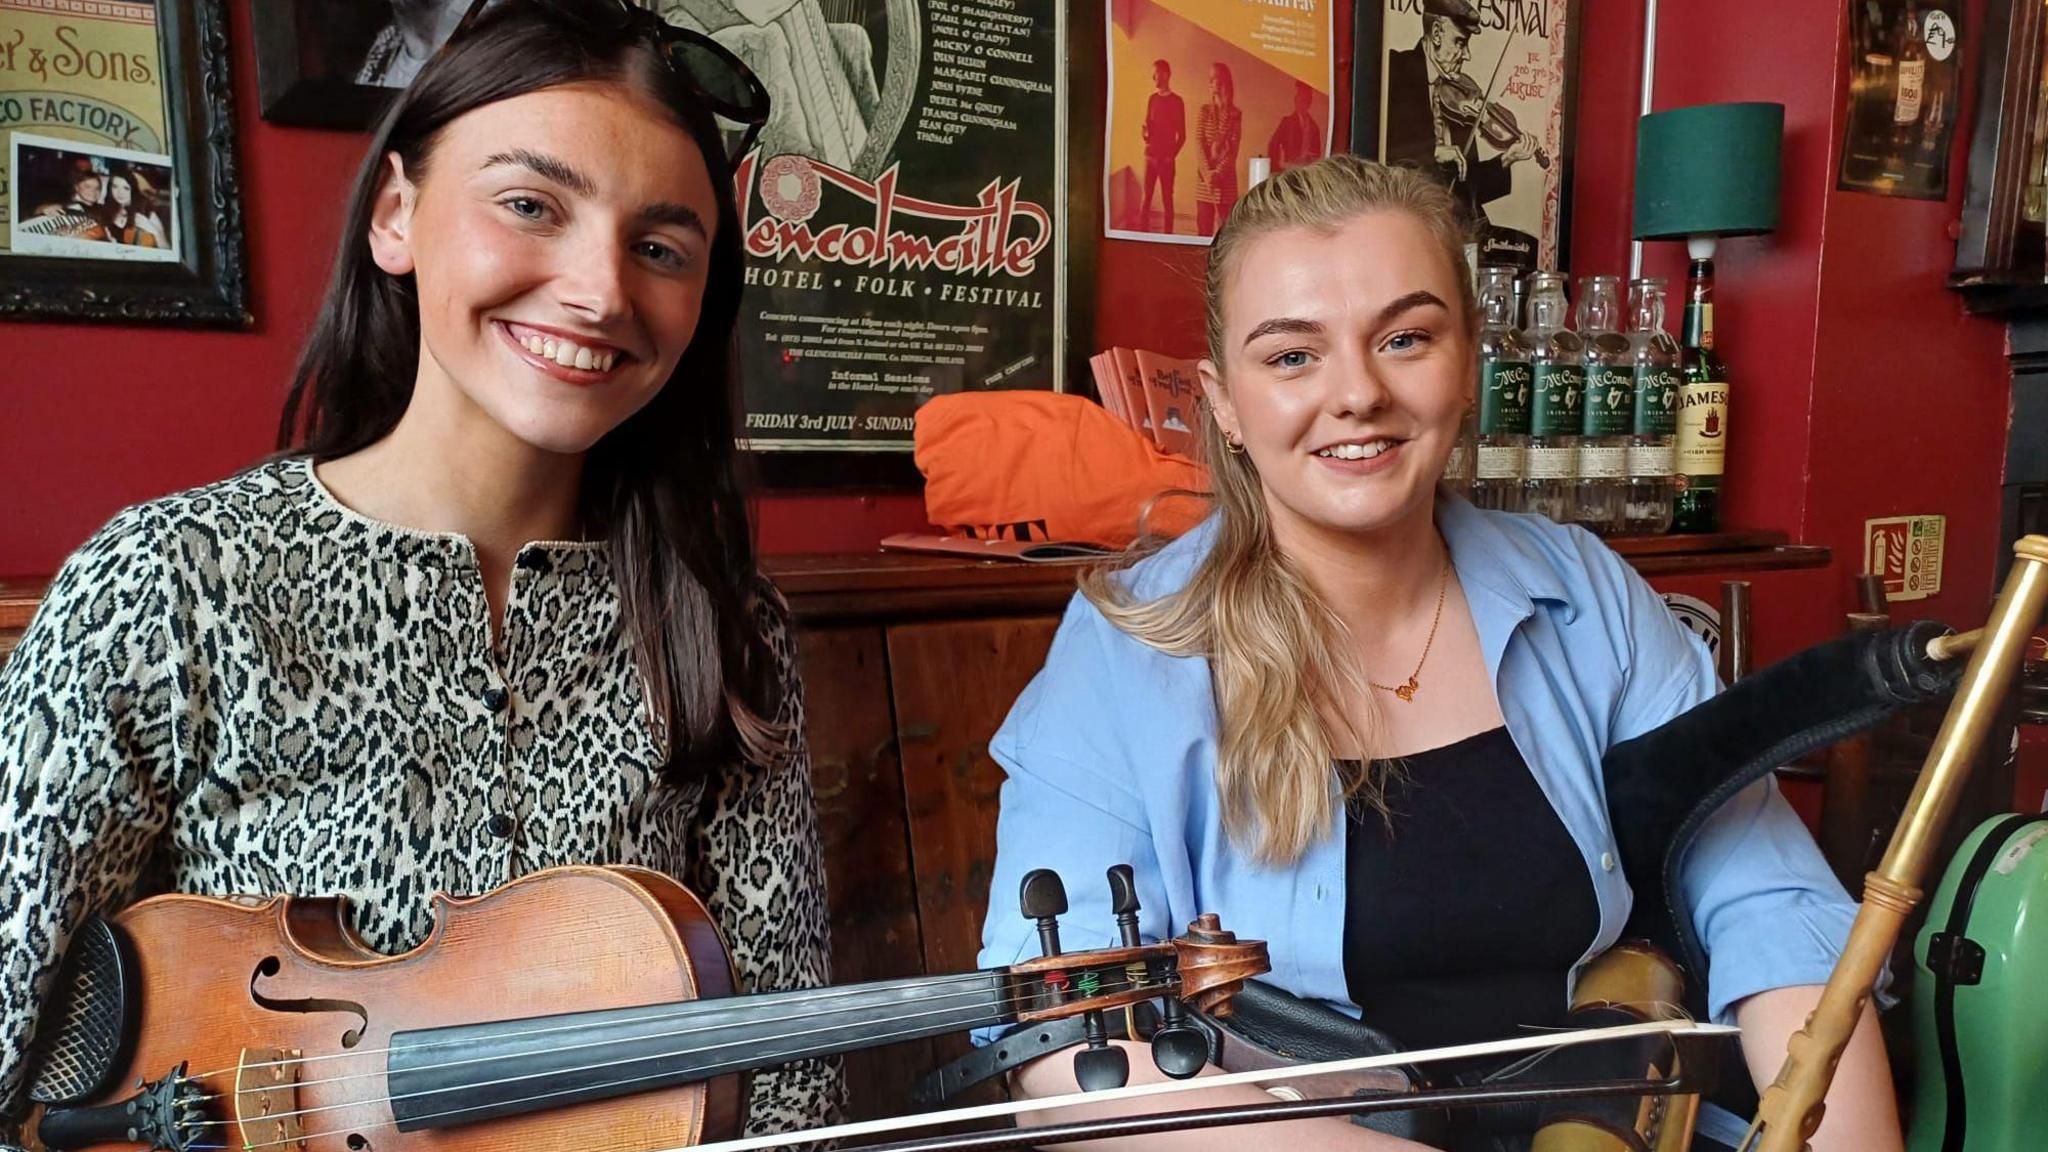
[
  {"xmin": 1574, "ymin": 275, "xmax": 1630, "ymax": 535},
  {"xmin": 1674, "ymin": 254, "xmax": 1729, "ymax": 533},
  {"xmin": 1475, "ymin": 266, "xmax": 1531, "ymax": 512},
  {"xmin": 1521, "ymin": 271, "xmax": 1583, "ymax": 524},
  {"xmin": 1625, "ymin": 277, "xmax": 1680, "ymax": 534}
]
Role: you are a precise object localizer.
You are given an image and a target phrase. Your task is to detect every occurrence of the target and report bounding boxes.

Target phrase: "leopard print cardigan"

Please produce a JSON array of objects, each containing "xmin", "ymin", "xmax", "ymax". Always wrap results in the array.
[{"xmin": 0, "ymin": 457, "xmax": 843, "ymax": 1142}]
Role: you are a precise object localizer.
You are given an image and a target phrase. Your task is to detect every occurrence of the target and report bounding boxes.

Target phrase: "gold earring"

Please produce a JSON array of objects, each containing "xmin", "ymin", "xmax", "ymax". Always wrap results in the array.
[{"xmin": 1224, "ymin": 438, "xmax": 1246, "ymax": 455}]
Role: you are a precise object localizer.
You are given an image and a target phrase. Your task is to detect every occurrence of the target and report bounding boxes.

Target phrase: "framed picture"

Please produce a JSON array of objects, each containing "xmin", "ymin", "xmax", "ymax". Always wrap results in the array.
[
  {"xmin": 1839, "ymin": 0, "xmax": 1962, "ymax": 200},
  {"xmin": 0, "ymin": 0, "xmax": 248, "ymax": 326},
  {"xmin": 688, "ymin": 0, "xmax": 1097, "ymax": 488},
  {"xmin": 251, "ymin": 1, "xmax": 471, "ymax": 129},
  {"xmin": 1950, "ymin": 0, "xmax": 2045, "ymax": 308},
  {"xmin": 1350, "ymin": 0, "xmax": 1581, "ymax": 272},
  {"xmin": 1100, "ymin": 0, "xmax": 1336, "ymax": 246}
]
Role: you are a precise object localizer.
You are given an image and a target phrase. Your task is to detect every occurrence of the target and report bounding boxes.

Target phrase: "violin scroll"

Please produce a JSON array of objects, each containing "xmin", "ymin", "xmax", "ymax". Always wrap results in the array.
[
  {"xmin": 1001, "ymin": 870, "xmax": 1271, "ymax": 1028},
  {"xmin": 1173, "ymin": 914, "xmax": 1265, "ymax": 1017}
]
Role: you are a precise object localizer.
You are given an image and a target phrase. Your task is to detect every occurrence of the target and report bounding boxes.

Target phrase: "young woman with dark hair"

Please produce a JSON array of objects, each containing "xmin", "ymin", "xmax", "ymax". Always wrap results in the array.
[{"xmin": 0, "ymin": 0, "xmax": 843, "ymax": 1140}]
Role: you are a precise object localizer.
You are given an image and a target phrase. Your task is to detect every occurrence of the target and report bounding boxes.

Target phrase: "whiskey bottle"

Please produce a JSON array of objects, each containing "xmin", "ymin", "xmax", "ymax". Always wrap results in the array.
[
  {"xmin": 1674, "ymin": 254, "xmax": 1729, "ymax": 533},
  {"xmin": 1574, "ymin": 275, "xmax": 1630, "ymax": 535},
  {"xmin": 1521, "ymin": 271, "xmax": 1583, "ymax": 524},
  {"xmin": 1624, "ymin": 277, "xmax": 1680, "ymax": 534},
  {"xmin": 1475, "ymin": 266, "xmax": 1531, "ymax": 512},
  {"xmin": 1893, "ymin": 0, "xmax": 1927, "ymax": 154}
]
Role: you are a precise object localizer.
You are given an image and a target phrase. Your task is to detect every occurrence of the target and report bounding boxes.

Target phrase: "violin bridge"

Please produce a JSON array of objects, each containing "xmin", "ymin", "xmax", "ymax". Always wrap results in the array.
[{"xmin": 233, "ymin": 1048, "xmax": 306, "ymax": 1150}]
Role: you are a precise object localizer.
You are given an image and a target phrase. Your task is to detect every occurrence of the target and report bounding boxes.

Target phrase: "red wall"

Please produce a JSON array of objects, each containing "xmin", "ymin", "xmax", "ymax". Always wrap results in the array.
[
  {"xmin": 0, "ymin": 0, "xmax": 931, "ymax": 573},
  {"xmin": 0, "ymin": 0, "xmax": 2017, "ymax": 640}
]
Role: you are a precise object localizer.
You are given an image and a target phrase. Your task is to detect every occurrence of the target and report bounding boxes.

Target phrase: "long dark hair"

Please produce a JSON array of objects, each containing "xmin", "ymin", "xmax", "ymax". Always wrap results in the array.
[{"xmin": 279, "ymin": 0, "xmax": 790, "ymax": 784}]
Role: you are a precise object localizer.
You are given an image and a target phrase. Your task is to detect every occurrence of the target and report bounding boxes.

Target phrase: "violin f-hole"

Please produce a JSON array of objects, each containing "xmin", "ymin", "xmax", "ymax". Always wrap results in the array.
[{"xmin": 248, "ymin": 956, "xmax": 370, "ymax": 1048}]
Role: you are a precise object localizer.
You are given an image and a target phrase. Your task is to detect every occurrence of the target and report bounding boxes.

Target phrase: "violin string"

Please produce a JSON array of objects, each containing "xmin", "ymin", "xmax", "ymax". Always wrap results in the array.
[
  {"xmin": 226, "ymin": 1003, "xmax": 1042, "ymax": 1151},
  {"xmin": 185, "ymin": 967, "xmax": 1011, "ymax": 1081},
  {"xmin": 195, "ymin": 972, "xmax": 1177, "ymax": 1143},
  {"xmin": 186, "ymin": 970, "xmax": 1088, "ymax": 1102},
  {"xmin": 188, "ymin": 963, "xmax": 1155, "ymax": 1098},
  {"xmin": 202, "ymin": 972, "xmax": 1171, "ymax": 1129}
]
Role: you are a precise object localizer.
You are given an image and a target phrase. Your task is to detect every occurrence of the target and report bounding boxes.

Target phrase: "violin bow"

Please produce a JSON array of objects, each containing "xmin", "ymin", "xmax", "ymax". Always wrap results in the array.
[{"xmin": 658, "ymin": 1018, "xmax": 1738, "ymax": 1152}]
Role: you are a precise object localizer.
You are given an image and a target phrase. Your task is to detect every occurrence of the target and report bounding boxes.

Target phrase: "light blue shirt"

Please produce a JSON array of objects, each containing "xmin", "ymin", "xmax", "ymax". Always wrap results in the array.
[{"xmin": 976, "ymin": 496, "xmax": 1859, "ymax": 1034}]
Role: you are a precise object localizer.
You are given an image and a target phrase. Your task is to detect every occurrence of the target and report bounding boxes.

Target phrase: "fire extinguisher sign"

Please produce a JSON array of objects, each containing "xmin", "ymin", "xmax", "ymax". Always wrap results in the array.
[{"xmin": 1864, "ymin": 514, "xmax": 1946, "ymax": 601}]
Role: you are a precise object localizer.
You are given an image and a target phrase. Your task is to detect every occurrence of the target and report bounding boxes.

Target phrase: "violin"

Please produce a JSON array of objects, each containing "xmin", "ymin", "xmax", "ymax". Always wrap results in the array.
[
  {"xmin": 19, "ymin": 865, "xmax": 1267, "ymax": 1152},
  {"xmin": 1433, "ymin": 71, "xmax": 1551, "ymax": 169}
]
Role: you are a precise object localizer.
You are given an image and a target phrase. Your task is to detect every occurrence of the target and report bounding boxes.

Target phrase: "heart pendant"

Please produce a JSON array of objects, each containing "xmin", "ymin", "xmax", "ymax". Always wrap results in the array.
[{"xmin": 1394, "ymin": 679, "xmax": 1417, "ymax": 702}]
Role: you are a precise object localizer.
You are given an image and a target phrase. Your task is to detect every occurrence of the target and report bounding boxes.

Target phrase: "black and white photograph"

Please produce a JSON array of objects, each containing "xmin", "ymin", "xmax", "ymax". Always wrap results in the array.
[
  {"xmin": 1353, "ymin": 0, "xmax": 1579, "ymax": 270},
  {"xmin": 252, "ymin": 1, "xmax": 470, "ymax": 128},
  {"xmin": 9, "ymin": 134, "xmax": 179, "ymax": 263},
  {"xmin": 654, "ymin": 0, "xmax": 916, "ymax": 179}
]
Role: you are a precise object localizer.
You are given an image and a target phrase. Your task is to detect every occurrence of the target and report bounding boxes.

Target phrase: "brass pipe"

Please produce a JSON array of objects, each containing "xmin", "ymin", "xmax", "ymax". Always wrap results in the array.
[{"xmin": 1743, "ymin": 535, "xmax": 2048, "ymax": 1152}]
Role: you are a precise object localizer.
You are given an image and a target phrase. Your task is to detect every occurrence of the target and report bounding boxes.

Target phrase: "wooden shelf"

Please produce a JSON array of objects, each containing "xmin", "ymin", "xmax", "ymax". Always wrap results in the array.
[
  {"xmin": 1949, "ymin": 271, "xmax": 2048, "ymax": 316},
  {"xmin": 769, "ymin": 530, "xmax": 1828, "ymax": 623},
  {"xmin": 0, "ymin": 531, "xmax": 1831, "ymax": 637}
]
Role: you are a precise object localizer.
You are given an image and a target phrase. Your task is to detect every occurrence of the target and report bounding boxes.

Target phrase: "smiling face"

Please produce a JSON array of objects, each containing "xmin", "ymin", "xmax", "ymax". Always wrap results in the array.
[
  {"xmin": 1200, "ymin": 210, "xmax": 1473, "ymax": 548},
  {"xmin": 367, "ymin": 81, "xmax": 718, "ymax": 458},
  {"xmin": 109, "ymin": 174, "xmax": 133, "ymax": 208}
]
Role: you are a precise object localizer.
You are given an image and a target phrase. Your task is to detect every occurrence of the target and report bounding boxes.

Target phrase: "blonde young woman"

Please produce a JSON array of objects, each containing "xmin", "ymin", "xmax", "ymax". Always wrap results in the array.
[{"xmin": 975, "ymin": 156, "xmax": 1902, "ymax": 1152}]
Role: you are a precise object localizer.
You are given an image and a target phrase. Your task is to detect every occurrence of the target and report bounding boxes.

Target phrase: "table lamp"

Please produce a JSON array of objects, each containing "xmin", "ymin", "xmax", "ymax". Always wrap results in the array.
[{"xmin": 1634, "ymin": 101, "xmax": 1784, "ymax": 261}]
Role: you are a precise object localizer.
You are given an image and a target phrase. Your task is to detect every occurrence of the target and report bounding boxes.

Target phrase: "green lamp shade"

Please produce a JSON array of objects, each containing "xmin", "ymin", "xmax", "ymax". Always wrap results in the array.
[{"xmin": 1633, "ymin": 102, "xmax": 1784, "ymax": 240}]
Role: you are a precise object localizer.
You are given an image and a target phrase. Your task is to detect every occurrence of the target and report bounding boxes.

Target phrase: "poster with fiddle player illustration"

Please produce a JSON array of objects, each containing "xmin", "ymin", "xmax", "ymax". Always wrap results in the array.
[{"xmin": 1354, "ymin": 0, "xmax": 1577, "ymax": 271}]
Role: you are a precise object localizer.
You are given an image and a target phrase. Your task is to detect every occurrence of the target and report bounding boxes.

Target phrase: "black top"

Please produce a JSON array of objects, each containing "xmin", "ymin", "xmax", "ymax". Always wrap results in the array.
[{"xmin": 1342, "ymin": 727, "xmax": 1600, "ymax": 1064}]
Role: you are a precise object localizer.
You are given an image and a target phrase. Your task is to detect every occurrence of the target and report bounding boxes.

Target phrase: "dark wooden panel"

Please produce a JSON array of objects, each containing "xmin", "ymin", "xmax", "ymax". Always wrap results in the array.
[
  {"xmin": 886, "ymin": 617, "xmax": 1060, "ymax": 1102},
  {"xmin": 795, "ymin": 625, "xmax": 929, "ymax": 1121},
  {"xmin": 771, "ymin": 553, "xmax": 1085, "ymax": 624}
]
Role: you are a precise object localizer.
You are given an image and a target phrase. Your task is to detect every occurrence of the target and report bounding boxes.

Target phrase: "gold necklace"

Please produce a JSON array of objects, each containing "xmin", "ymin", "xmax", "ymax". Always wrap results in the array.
[{"xmin": 1369, "ymin": 553, "xmax": 1451, "ymax": 703}]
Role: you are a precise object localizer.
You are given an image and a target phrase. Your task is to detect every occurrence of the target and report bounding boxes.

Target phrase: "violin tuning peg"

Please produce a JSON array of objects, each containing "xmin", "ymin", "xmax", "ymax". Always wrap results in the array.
[
  {"xmin": 1020, "ymin": 869, "xmax": 1068, "ymax": 920},
  {"xmin": 1107, "ymin": 864, "xmax": 1143, "ymax": 947},
  {"xmin": 1107, "ymin": 864, "xmax": 1139, "ymax": 914},
  {"xmin": 1073, "ymin": 1010, "xmax": 1130, "ymax": 1092},
  {"xmin": 1149, "ymin": 1022, "xmax": 1209, "ymax": 1080},
  {"xmin": 1022, "ymin": 869, "xmax": 1068, "ymax": 957}
]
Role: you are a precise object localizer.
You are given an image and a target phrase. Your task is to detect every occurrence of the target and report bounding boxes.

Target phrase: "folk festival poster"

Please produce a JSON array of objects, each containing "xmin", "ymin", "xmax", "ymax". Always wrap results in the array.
[
  {"xmin": 1103, "ymin": 0, "xmax": 1334, "ymax": 244},
  {"xmin": 2, "ymin": 0, "xmax": 180, "ymax": 264},
  {"xmin": 1373, "ymin": 0, "xmax": 1568, "ymax": 271},
  {"xmin": 651, "ymin": 1, "xmax": 1068, "ymax": 457}
]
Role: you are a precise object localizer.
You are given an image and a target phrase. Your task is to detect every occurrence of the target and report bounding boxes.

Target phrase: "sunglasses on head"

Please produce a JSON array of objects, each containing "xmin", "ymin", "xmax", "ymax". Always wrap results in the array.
[{"xmin": 445, "ymin": 0, "xmax": 773, "ymax": 167}]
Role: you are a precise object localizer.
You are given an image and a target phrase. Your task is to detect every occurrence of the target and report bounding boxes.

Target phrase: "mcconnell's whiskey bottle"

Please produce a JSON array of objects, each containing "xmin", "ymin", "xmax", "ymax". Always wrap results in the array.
[
  {"xmin": 1475, "ymin": 266, "xmax": 1531, "ymax": 512},
  {"xmin": 1521, "ymin": 271, "xmax": 1583, "ymax": 525},
  {"xmin": 1624, "ymin": 277, "xmax": 1680, "ymax": 534},
  {"xmin": 1674, "ymin": 255, "xmax": 1729, "ymax": 533},
  {"xmin": 1573, "ymin": 275, "xmax": 1630, "ymax": 535}
]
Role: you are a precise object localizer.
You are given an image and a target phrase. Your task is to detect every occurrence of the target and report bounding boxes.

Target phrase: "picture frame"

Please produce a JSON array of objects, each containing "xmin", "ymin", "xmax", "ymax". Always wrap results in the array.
[
  {"xmin": 1349, "ymin": 0, "xmax": 1582, "ymax": 273},
  {"xmin": 740, "ymin": 0, "xmax": 1099, "ymax": 489},
  {"xmin": 0, "ymin": 0, "xmax": 249, "ymax": 327},
  {"xmin": 250, "ymin": 1, "xmax": 466, "ymax": 130},
  {"xmin": 1950, "ymin": 0, "xmax": 2048, "ymax": 311}
]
